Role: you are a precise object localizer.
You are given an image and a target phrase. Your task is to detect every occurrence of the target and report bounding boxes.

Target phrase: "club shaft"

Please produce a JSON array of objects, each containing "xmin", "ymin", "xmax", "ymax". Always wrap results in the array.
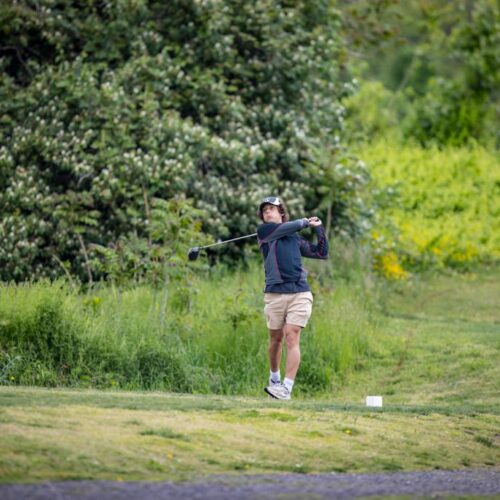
[{"xmin": 200, "ymin": 232, "xmax": 257, "ymax": 250}]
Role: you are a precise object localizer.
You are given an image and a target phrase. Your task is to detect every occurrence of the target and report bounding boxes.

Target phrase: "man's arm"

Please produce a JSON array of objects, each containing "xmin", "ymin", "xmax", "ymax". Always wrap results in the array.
[
  {"xmin": 257, "ymin": 218, "xmax": 310, "ymax": 243},
  {"xmin": 299, "ymin": 226, "xmax": 329, "ymax": 259}
]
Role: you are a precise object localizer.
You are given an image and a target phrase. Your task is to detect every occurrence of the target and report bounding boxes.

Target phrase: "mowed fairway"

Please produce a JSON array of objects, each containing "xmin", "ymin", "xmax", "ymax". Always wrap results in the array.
[{"xmin": 0, "ymin": 269, "xmax": 499, "ymax": 483}]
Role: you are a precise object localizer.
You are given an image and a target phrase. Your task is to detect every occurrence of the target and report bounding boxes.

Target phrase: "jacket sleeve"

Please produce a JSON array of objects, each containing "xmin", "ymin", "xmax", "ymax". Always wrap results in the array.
[
  {"xmin": 299, "ymin": 226, "xmax": 329, "ymax": 259},
  {"xmin": 257, "ymin": 218, "xmax": 310, "ymax": 244}
]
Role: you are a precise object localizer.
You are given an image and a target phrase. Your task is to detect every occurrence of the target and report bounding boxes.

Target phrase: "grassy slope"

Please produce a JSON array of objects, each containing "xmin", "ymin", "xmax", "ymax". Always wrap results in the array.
[
  {"xmin": 0, "ymin": 268, "xmax": 499, "ymax": 483},
  {"xmin": 335, "ymin": 268, "xmax": 500, "ymax": 411}
]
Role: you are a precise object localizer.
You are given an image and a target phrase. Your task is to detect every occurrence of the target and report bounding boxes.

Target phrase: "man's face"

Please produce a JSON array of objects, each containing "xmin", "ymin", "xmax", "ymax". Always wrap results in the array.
[{"xmin": 262, "ymin": 204, "xmax": 282, "ymax": 224}]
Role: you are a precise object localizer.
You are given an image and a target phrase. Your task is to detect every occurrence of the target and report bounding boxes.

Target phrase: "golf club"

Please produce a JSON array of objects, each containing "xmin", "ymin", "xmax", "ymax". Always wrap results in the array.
[{"xmin": 188, "ymin": 232, "xmax": 257, "ymax": 261}]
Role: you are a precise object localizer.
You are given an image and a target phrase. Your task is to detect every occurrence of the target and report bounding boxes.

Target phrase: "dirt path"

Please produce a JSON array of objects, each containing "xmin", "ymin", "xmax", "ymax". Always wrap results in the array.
[{"xmin": 1, "ymin": 469, "xmax": 499, "ymax": 499}]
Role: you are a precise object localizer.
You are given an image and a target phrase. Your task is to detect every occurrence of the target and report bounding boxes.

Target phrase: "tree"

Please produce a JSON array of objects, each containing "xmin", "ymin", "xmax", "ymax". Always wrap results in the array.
[
  {"xmin": 0, "ymin": 0, "xmax": 359, "ymax": 281},
  {"xmin": 341, "ymin": 0, "xmax": 500, "ymax": 146}
]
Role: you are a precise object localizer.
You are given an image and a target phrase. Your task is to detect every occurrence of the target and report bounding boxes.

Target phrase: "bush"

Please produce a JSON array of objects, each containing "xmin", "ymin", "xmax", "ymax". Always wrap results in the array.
[
  {"xmin": 343, "ymin": 80, "xmax": 404, "ymax": 144},
  {"xmin": 0, "ymin": 0, "xmax": 363, "ymax": 282},
  {"xmin": 404, "ymin": 79, "xmax": 490, "ymax": 147},
  {"xmin": 401, "ymin": 0, "xmax": 500, "ymax": 147},
  {"xmin": 362, "ymin": 141, "xmax": 500, "ymax": 274},
  {"xmin": 0, "ymin": 282, "xmax": 83, "ymax": 385}
]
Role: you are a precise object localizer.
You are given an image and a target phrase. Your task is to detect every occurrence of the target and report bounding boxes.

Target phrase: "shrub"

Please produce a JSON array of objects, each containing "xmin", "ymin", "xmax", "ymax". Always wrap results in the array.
[
  {"xmin": 363, "ymin": 141, "xmax": 500, "ymax": 273},
  {"xmin": 0, "ymin": 0, "xmax": 362, "ymax": 282}
]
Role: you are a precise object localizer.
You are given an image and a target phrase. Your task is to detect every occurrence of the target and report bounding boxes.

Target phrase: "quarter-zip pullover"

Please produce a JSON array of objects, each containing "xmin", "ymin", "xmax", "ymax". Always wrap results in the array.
[{"xmin": 257, "ymin": 218, "xmax": 329, "ymax": 293}]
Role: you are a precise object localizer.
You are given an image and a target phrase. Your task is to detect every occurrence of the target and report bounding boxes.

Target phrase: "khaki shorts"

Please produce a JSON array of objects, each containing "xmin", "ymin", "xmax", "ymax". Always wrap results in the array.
[{"xmin": 263, "ymin": 291, "xmax": 314, "ymax": 330}]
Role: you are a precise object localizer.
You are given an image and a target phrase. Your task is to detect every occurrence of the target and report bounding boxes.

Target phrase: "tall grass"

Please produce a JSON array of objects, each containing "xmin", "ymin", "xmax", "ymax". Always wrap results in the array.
[{"xmin": 0, "ymin": 259, "xmax": 382, "ymax": 396}]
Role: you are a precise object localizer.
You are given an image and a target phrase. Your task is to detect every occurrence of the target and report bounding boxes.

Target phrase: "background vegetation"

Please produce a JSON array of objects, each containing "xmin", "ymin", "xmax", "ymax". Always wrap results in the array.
[
  {"xmin": 344, "ymin": 0, "xmax": 499, "ymax": 148},
  {"xmin": 0, "ymin": 0, "xmax": 499, "ymax": 394},
  {"xmin": 0, "ymin": 260, "xmax": 380, "ymax": 393},
  {"xmin": 364, "ymin": 141, "xmax": 499, "ymax": 276},
  {"xmin": 0, "ymin": 0, "xmax": 364, "ymax": 281}
]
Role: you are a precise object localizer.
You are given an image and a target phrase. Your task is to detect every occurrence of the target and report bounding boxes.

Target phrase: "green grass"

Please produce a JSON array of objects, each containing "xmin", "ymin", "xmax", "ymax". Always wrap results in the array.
[
  {"xmin": 0, "ymin": 267, "xmax": 499, "ymax": 483},
  {"xmin": 0, "ymin": 386, "xmax": 498, "ymax": 483},
  {"xmin": 0, "ymin": 260, "xmax": 377, "ymax": 394},
  {"xmin": 333, "ymin": 268, "xmax": 499, "ymax": 416}
]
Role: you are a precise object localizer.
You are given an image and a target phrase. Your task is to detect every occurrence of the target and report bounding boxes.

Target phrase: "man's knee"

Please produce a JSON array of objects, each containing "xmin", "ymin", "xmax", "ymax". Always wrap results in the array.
[
  {"xmin": 284, "ymin": 324, "xmax": 301, "ymax": 347},
  {"xmin": 269, "ymin": 328, "xmax": 284, "ymax": 345}
]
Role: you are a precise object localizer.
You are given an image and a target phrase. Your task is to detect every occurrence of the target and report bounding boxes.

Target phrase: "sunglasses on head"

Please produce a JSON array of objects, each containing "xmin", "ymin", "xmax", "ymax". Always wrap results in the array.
[{"xmin": 261, "ymin": 196, "xmax": 281, "ymax": 206}]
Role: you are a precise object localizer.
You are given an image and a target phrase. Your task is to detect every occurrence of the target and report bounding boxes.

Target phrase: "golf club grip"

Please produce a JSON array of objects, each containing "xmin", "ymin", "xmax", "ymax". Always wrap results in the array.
[{"xmin": 201, "ymin": 232, "xmax": 258, "ymax": 249}]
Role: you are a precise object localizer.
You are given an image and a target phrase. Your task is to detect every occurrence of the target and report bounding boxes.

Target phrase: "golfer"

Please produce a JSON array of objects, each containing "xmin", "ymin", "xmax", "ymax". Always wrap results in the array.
[{"xmin": 257, "ymin": 196, "xmax": 329, "ymax": 400}]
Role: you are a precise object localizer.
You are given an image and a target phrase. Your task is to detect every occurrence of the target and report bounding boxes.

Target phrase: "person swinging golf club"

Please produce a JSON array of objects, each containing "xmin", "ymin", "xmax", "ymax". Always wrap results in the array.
[{"xmin": 257, "ymin": 196, "xmax": 329, "ymax": 400}]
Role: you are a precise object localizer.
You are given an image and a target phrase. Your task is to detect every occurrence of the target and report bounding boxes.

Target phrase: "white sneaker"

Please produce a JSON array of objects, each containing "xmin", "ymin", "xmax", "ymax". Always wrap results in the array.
[
  {"xmin": 265, "ymin": 383, "xmax": 291, "ymax": 400},
  {"xmin": 266, "ymin": 378, "xmax": 281, "ymax": 398}
]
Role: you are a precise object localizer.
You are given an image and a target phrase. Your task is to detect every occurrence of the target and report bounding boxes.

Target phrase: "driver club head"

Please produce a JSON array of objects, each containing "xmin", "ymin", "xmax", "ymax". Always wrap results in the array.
[{"xmin": 188, "ymin": 247, "xmax": 201, "ymax": 261}]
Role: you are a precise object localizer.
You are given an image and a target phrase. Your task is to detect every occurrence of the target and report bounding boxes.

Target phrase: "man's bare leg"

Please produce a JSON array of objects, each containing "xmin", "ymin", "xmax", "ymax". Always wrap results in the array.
[
  {"xmin": 283, "ymin": 323, "xmax": 302, "ymax": 380},
  {"xmin": 268, "ymin": 328, "xmax": 284, "ymax": 372}
]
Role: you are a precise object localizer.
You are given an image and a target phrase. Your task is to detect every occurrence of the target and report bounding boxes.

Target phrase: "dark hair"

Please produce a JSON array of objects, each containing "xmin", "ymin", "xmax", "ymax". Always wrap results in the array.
[{"xmin": 257, "ymin": 201, "xmax": 289, "ymax": 222}]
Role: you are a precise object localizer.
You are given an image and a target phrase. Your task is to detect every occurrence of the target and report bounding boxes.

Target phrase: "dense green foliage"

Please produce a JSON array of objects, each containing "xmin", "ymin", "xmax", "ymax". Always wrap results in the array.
[
  {"xmin": 0, "ymin": 0, "xmax": 365, "ymax": 282},
  {"xmin": 347, "ymin": 0, "xmax": 500, "ymax": 147},
  {"xmin": 0, "ymin": 260, "xmax": 378, "ymax": 394},
  {"xmin": 363, "ymin": 141, "xmax": 500, "ymax": 275},
  {"xmin": 338, "ymin": 0, "xmax": 500, "ymax": 276},
  {"xmin": 405, "ymin": 1, "xmax": 499, "ymax": 146},
  {"xmin": 2, "ymin": 1, "xmax": 497, "ymax": 284}
]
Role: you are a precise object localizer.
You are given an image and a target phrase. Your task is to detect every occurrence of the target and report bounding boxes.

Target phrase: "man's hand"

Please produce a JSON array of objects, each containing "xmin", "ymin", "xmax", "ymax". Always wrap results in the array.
[{"xmin": 308, "ymin": 216, "xmax": 322, "ymax": 227}]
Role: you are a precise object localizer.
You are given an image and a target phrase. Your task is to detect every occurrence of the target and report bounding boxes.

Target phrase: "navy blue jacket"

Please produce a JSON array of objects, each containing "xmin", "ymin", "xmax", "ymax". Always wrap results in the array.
[{"xmin": 257, "ymin": 218, "xmax": 329, "ymax": 293}]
